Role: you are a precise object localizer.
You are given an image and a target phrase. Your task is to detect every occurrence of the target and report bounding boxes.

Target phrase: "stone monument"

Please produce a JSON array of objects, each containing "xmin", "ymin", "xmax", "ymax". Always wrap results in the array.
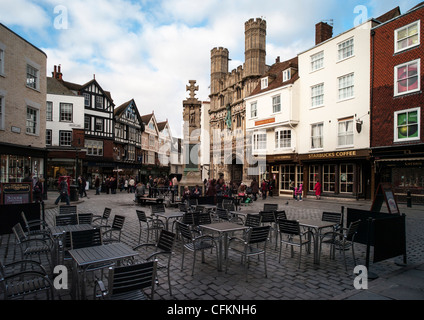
[{"xmin": 179, "ymin": 80, "xmax": 204, "ymax": 195}]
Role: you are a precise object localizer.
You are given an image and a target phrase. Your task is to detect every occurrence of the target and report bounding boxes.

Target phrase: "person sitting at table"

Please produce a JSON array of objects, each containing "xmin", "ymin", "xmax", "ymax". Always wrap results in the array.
[
  {"xmin": 182, "ymin": 186, "xmax": 191, "ymax": 204},
  {"xmin": 134, "ymin": 182, "xmax": 146, "ymax": 202},
  {"xmin": 191, "ymin": 185, "xmax": 201, "ymax": 199}
]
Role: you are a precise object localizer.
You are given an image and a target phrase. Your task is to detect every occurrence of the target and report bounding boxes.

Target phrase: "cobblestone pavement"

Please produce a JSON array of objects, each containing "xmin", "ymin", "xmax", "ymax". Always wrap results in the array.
[{"xmin": 1, "ymin": 189, "xmax": 423, "ymax": 302}]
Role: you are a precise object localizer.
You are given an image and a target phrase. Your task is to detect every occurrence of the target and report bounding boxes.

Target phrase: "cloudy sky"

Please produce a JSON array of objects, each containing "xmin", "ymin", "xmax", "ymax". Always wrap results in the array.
[{"xmin": 0, "ymin": 0, "xmax": 421, "ymax": 137}]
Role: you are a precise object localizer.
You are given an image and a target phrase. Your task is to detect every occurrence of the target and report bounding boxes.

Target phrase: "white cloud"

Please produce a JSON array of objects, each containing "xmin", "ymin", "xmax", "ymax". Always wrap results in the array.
[
  {"xmin": 5, "ymin": 0, "xmax": 423, "ymax": 137},
  {"xmin": 0, "ymin": 0, "xmax": 50, "ymax": 29}
]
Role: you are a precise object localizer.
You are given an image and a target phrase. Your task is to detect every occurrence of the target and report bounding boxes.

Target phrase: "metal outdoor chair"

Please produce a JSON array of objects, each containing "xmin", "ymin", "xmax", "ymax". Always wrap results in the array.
[
  {"xmin": 226, "ymin": 225, "xmax": 271, "ymax": 281},
  {"xmin": 133, "ymin": 229, "xmax": 176, "ymax": 295},
  {"xmin": 92, "ymin": 207, "xmax": 112, "ymax": 226},
  {"xmin": 20, "ymin": 211, "xmax": 50, "ymax": 237},
  {"xmin": 11, "ymin": 223, "xmax": 55, "ymax": 270},
  {"xmin": 273, "ymin": 211, "xmax": 287, "ymax": 248},
  {"xmin": 136, "ymin": 210, "xmax": 165, "ymax": 244},
  {"xmin": 150, "ymin": 204, "xmax": 166, "ymax": 216},
  {"xmin": 70, "ymin": 228, "xmax": 103, "ymax": 250},
  {"xmin": 277, "ymin": 219, "xmax": 314, "ymax": 268},
  {"xmin": 0, "ymin": 258, "xmax": 55, "ymax": 300},
  {"xmin": 321, "ymin": 211, "xmax": 343, "ymax": 233},
  {"xmin": 55, "ymin": 213, "xmax": 78, "ymax": 226},
  {"xmin": 58, "ymin": 205, "xmax": 78, "ymax": 215},
  {"xmin": 259, "ymin": 211, "xmax": 277, "ymax": 245},
  {"xmin": 319, "ymin": 219, "xmax": 361, "ymax": 271},
  {"xmin": 177, "ymin": 221, "xmax": 218, "ymax": 276},
  {"xmin": 100, "ymin": 215, "xmax": 126, "ymax": 244},
  {"xmin": 93, "ymin": 260, "xmax": 158, "ymax": 300},
  {"xmin": 78, "ymin": 213, "xmax": 93, "ymax": 225}
]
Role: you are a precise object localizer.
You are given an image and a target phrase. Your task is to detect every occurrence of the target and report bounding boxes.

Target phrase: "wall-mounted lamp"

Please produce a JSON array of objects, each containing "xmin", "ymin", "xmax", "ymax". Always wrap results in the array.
[{"xmin": 356, "ymin": 119, "xmax": 363, "ymax": 133}]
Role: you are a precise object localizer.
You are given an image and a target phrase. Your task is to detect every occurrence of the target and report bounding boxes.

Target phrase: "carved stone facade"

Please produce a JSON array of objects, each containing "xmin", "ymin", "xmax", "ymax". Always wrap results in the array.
[
  {"xmin": 209, "ymin": 18, "xmax": 268, "ymax": 183},
  {"xmin": 180, "ymin": 80, "xmax": 203, "ymax": 191}
]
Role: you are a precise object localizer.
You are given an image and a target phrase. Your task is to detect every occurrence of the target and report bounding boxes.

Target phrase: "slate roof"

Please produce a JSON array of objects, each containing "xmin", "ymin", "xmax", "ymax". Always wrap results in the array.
[{"xmin": 248, "ymin": 56, "xmax": 299, "ymax": 97}]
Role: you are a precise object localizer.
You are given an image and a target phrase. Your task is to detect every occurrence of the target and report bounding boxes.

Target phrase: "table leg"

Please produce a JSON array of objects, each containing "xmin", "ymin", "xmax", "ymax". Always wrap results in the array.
[{"xmin": 217, "ymin": 233, "xmax": 223, "ymax": 271}]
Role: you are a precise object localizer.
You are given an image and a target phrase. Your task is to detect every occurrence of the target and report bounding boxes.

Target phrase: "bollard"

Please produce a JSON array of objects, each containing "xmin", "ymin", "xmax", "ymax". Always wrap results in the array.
[{"xmin": 406, "ymin": 190, "xmax": 412, "ymax": 208}]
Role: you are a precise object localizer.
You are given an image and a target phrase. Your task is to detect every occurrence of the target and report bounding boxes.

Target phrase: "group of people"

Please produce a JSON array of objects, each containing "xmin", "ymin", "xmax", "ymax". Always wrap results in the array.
[{"xmin": 290, "ymin": 180, "xmax": 322, "ymax": 201}]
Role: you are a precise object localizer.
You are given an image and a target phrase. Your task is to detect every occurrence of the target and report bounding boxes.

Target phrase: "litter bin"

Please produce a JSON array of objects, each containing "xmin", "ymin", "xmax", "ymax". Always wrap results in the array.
[{"xmin": 70, "ymin": 185, "xmax": 79, "ymax": 202}]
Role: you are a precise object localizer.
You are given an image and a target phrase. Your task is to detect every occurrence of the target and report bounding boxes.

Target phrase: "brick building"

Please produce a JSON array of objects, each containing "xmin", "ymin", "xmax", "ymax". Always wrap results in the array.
[
  {"xmin": 371, "ymin": 3, "xmax": 424, "ymax": 201},
  {"xmin": 0, "ymin": 23, "xmax": 47, "ymax": 187}
]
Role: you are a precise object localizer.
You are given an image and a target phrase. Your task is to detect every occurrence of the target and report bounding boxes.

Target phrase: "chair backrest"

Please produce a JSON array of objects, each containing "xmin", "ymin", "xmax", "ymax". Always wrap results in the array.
[
  {"xmin": 71, "ymin": 228, "xmax": 102, "ymax": 249},
  {"xmin": 222, "ymin": 202, "xmax": 236, "ymax": 211},
  {"xmin": 195, "ymin": 212, "xmax": 212, "ymax": 226},
  {"xmin": 59, "ymin": 205, "xmax": 78, "ymax": 215},
  {"xmin": 111, "ymin": 215, "xmax": 125, "ymax": 230},
  {"xmin": 188, "ymin": 199, "xmax": 198, "ymax": 207},
  {"xmin": 103, "ymin": 208, "xmax": 112, "ymax": 219},
  {"xmin": 278, "ymin": 219, "xmax": 300, "ymax": 236},
  {"xmin": 181, "ymin": 213, "xmax": 194, "ymax": 225},
  {"xmin": 247, "ymin": 226, "xmax": 270, "ymax": 245},
  {"xmin": 216, "ymin": 208, "xmax": 230, "ymax": 221},
  {"xmin": 346, "ymin": 220, "xmax": 361, "ymax": 241},
  {"xmin": 20, "ymin": 212, "xmax": 30, "ymax": 229},
  {"xmin": 244, "ymin": 214, "xmax": 262, "ymax": 228},
  {"xmin": 263, "ymin": 203, "xmax": 278, "ymax": 212},
  {"xmin": 274, "ymin": 210, "xmax": 287, "ymax": 221},
  {"xmin": 12, "ymin": 223, "xmax": 27, "ymax": 243},
  {"xmin": 177, "ymin": 222, "xmax": 193, "ymax": 242},
  {"xmin": 136, "ymin": 210, "xmax": 148, "ymax": 223},
  {"xmin": 151, "ymin": 205, "xmax": 166, "ymax": 215},
  {"xmin": 108, "ymin": 260, "xmax": 157, "ymax": 299},
  {"xmin": 193, "ymin": 205, "xmax": 205, "ymax": 214},
  {"xmin": 156, "ymin": 230, "xmax": 176, "ymax": 252},
  {"xmin": 259, "ymin": 211, "xmax": 276, "ymax": 224},
  {"xmin": 78, "ymin": 213, "xmax": 93, "ymax": 225},
  {"xmin": 322, "ymin": 212, "xmax": 342, "ymax": 224},
  {"xmin": 55, "ymin": 214, "xmax": 78, "ymax": 226}
]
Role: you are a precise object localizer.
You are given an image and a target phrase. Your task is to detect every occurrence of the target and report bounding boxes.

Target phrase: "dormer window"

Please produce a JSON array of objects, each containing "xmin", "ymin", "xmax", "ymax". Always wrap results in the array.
[
  {"xmin": 283, "ymin": 69, "xmax": 291, "ymax": 82},
  {"xmin": 261, "ymin": 77, "xmax": 268, "ymax": 89}
]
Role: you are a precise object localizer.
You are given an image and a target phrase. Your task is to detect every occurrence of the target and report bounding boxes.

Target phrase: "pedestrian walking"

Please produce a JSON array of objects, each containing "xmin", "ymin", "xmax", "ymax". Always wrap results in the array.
[
  {"xmin": 95, "ymin": 176, "xmax": 100, "ymax": 195},
  {"xmin": 55, "ymin": 178, "xmax": 70, "ymax": 205},
  {"xmin": 314, "ymin": 180, "xmax": 322, "ymax": 200},
  {"xmin": 250, "ymin": 178, "xmax": 259, "ymax": 201},
  {"xmin": 296, "ymin": 183, "xmax": 303, "ymax": 201},
  {"xmin": 261, "ymin": 179, "xmax": 268, "ymax": 200}
]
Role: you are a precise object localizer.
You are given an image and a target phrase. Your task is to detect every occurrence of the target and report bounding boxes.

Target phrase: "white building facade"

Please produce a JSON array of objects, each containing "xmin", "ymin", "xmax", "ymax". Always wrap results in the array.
[
  {"xmin": 245, "ymin": 57, "xmax": 301, "ymax": 195},
  {"xmin": 297, "ymin": 20, "xmax": 376, "ymax": 199}
]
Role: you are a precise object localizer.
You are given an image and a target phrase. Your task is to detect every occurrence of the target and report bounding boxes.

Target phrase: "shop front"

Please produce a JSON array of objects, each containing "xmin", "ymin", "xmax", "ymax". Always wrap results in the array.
[
  {"xmin": 374, "ymin": 157, "xmax": 424, "ymax": 204},
  {"xmin": 0, "ymin": 143, "xmax": 46, "ymax": 184},
  {"xmin": 266, "ymin": 154, "xmax": 301, "ymax": 197},
  {"xmin": 299, "ymin": 149, "xmax": 371, "ymax": 199}
]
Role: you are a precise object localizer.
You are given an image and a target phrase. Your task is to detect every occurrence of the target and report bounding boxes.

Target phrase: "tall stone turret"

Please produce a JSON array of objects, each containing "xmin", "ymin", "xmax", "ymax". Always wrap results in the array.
[
  {"xmin": 210, "ymin": 47, "xmax": 229, "ymax": 95},
  {"xmin": 244, "ymin": 18, "xmax": 266, "ymax": 78}
]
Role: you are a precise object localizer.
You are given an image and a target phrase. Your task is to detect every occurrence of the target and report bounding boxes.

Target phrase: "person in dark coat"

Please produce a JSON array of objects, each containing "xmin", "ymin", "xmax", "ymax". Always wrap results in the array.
[{"xmin": 250, "ymin": 178, "xmax": 259, "ymax": 201}]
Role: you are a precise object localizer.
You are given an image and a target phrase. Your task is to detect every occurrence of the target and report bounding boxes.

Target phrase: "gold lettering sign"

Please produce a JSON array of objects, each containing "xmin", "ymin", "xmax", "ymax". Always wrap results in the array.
[
  {"xmin": 255, "ymin": 118, "xmax": 275, "ymax": 126},
  {"xmin": 307, "ymin": 151, "xmax": 357, "ymax": 160}
]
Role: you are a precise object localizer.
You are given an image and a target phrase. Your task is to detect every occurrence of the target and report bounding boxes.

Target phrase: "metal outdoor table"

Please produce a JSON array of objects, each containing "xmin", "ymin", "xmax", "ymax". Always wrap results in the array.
[
  {"xmin": 154, "ymin": 211, "xmax": 184, "ymax": 231},
  {"xmin": 68, "ymin": 242, "xmax": 139, "ymax": 299},
  {"xmin": 297, "ymin": 219, "xmax": 337, "ymax": 265},
  {"xmin": 49, "ymin": 224, "xmax": 95, "ymax": 265},
  {"xmin": 200, "ymin": 222, "xmax": 248, "ymax": 271}
]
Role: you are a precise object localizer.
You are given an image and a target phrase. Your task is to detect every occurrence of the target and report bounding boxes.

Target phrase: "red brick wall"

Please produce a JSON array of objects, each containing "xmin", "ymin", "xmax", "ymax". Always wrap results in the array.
[{"xmin": 371, "ymin": 7, "xmax": 424, "ymax": 147}]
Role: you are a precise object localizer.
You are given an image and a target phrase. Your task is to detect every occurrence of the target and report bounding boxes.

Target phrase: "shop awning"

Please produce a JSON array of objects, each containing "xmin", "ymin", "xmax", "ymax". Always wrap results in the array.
[{"xmin": 375, "ymin": 157, "xmax": 424, "ymax": 162}]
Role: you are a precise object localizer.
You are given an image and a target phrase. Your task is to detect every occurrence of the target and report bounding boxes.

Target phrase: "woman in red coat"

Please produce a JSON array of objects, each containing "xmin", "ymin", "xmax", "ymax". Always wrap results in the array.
[{"xmin": 314, "ymin": 180, "xmax": 322, "ymax": 200}]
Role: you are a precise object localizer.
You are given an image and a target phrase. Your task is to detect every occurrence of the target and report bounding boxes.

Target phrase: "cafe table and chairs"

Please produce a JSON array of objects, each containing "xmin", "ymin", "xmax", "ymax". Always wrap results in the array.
[
  {"xmin": 48, "ymin": 224, "xmax": 95, "ymax": 265},
  {"xmin": 68, "ymin": 241, "xmax": 139, "ymax": 300},
  {"xmin": 199, "ymin": 221, "xmax": 249, "ymax": 272},
  {"xmin": 296, "ymin": 218, "xmax": 338, "ymax": 265},
  {"xmin": 153, "ymin": 210, "xmax": 184, "ymax": 232}
]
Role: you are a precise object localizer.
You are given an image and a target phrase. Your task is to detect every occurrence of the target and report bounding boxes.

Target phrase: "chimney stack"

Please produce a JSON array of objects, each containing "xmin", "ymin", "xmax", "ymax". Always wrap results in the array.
[
  {"xmin": 315, "ymin": 21, "xmax": 333, "ymax": 45},
  {"xmin": 276, "ymin": 56, "xmax": 280, "ymax": 63},
  {"xmin": 52, "ymin": 65, "xmax": 63, "ymax": 80}
]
